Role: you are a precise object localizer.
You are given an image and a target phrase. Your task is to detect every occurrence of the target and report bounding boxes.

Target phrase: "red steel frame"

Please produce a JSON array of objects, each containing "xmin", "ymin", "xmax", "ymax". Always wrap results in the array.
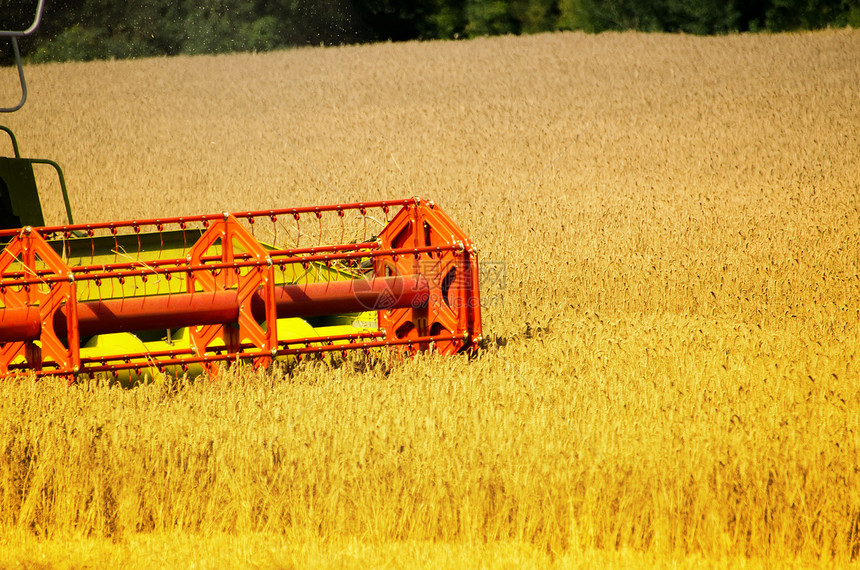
[{"xmin": 0, "ymin": 198, "xmax": 482, "ymax": 381}]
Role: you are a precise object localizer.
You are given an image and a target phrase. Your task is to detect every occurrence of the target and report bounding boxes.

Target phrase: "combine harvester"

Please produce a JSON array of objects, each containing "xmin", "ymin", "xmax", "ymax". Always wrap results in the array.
[{"xmin": 0, "ymin": 2, "xmax": 482, "ymax": 383}]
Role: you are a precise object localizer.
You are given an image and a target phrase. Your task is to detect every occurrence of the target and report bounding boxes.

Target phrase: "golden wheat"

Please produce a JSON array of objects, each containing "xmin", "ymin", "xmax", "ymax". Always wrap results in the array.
[{"xmin": 0, "ymin": 29, "xmax": 859, "ymax": 567}]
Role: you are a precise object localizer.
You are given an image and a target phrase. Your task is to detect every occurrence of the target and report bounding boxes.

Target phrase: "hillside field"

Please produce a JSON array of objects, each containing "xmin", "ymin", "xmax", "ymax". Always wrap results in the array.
[{"xmin": 1, "ymin": 29, "xmax": 859, "ymax": 568}]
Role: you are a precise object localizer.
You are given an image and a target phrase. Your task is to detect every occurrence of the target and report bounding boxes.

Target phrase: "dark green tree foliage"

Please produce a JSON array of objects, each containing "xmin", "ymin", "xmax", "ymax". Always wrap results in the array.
[
  {"xmin": 765, "ymin": 0, "xmax": 857, "ymax": 30},
  {"xmin": 354, "ymin": 0, "xmax": 436, "ymax": 40},
  {"xmin": 429, "ymin": 0, "xmax": 468, "ymax": 37},
  {"xmin": 2, "ymin": 0, "xmax": 366, "ymax": 63},
  {"xmin": 563, "ymin": 0, "xmax": 859, "ymax": 33},
  {"xmin": 560, "ymin": 0, "xmax": 741, "ymax": 33},
  {"xmin": 465, "ymin": 0, "xmax": 516, "ymax": 35},
  {"xmin": 1, "ymin": 0, "xmax": 858, "ymax": 64}
]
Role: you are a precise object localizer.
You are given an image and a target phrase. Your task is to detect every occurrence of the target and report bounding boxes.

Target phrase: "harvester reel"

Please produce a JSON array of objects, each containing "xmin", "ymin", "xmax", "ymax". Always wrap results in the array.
[{"xmin": 0, "ymin": 199, "xmax": 482, "ymax": 382}]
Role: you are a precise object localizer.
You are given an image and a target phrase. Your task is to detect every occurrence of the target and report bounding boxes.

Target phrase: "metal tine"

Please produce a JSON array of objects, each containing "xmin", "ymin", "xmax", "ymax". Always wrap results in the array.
[{"xmin": 271, "ymin": 213, "xmax": 277, "ymax": 248}]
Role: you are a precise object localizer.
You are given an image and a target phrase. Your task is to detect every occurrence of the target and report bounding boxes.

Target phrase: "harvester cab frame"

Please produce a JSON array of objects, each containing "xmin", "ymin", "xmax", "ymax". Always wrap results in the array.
[
  {"xmin": 0, "ymin": 2, "xmax": 482, "ymax": 383},
  {"xmin": 0, "ymin": 126, "xmax": 74, "ymax": 230},
  {"xmin": 1, "ymin": 0, "xmax": 43, "ymax": 113}
]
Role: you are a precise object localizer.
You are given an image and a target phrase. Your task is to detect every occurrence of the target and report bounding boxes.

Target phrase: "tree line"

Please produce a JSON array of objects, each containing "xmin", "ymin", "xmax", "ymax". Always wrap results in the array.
[{"xmin": 3, "ymin": 0, "xmax": 859, "ymax": 63}]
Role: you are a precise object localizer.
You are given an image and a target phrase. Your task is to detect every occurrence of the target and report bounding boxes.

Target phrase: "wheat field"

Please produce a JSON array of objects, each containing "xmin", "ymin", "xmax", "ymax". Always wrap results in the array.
[{"xmin": 1, "ymin": 29, "xmax": 859, "ymax": 568}]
